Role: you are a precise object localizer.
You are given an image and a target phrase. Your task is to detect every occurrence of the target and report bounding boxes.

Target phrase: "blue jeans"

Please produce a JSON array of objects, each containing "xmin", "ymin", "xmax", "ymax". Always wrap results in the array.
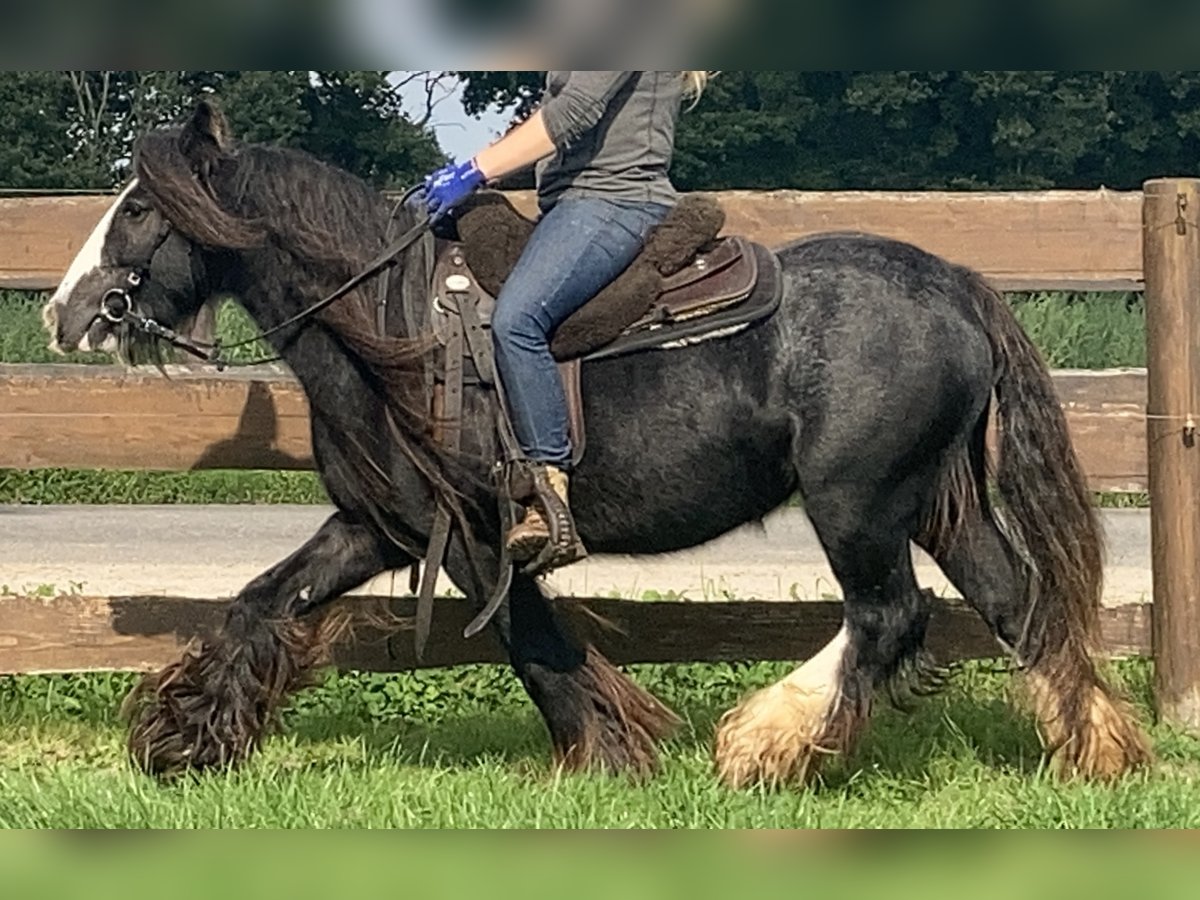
[{"xmin": 491, "ymin": 196, "xmax": 671, "ymax": 469}]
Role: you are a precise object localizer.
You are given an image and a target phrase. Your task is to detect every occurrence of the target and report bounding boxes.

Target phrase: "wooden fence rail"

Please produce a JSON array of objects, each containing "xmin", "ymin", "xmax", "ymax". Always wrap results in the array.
[
  {"xmin": 0, "ymin": 363, "xmax": 1152, "ymax": 493},
  {"xmin": 0, "ymin": 593, "xmax": 1153, "ymax": 676},
  {"xmin": 0, "ymin": 189, "xmax": 1146, "ymax": 292}
]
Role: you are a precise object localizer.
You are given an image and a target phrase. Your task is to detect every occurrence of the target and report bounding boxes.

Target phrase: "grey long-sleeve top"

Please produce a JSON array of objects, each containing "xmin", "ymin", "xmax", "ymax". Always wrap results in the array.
[{"xmin": 534, "ymin": 71, "xmax": 683, "ymax": 214}]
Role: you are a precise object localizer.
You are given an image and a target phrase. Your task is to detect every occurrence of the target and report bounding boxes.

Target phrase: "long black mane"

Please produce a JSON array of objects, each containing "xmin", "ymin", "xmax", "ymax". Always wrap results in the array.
[
  {"xmin": 136, "ymin": 123, "xmax": 410, "ymax": 273},
  {"xmin": 132, "ymin": 124, "xmax": 493, "ymax": 558}
]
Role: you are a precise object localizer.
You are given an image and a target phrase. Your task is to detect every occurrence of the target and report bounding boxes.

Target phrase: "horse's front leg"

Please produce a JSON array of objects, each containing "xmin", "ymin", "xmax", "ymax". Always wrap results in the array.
[
  {"xmin": 445, "ymin": 530, "xmax": 679, "ymax": 778},
  {"xmin": 501, "ymin": 572, "xmax": 681, "ymax": 778},
  {"xmin": 123, "ymin": 511, "xmax": 410, "ymax": 779}
]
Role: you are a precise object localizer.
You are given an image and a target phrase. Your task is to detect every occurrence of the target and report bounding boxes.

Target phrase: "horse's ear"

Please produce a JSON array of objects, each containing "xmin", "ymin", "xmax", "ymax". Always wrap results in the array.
[{"xmin": 178, "ymin": 98, "xmax": 233, "ymax": 178}]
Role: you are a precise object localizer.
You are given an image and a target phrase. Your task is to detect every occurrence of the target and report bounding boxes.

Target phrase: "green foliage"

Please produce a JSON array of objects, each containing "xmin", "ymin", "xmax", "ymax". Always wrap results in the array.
[
  {"xmin": 0, "ymin": 71, "xmax": 444, "ymax": 190},
  {"xmin": 0, "ymin": 73, "xmax": 108, "ymax": 188},
  {"xmin": 198, "ymin": 71, "xmax": 445, "ymax": 189},
  {"xmin": 9, "ymin": 69, "xmax": 1200, "ymax": 195},
  {"xmin": 1010, "ymin": 292, "xmax": 1145, "ymax": 368},
  {"xmin": 0, "ymin": 468, "xmax": 326, "ymax": 505},
  {"xmin": 453, "ymin": 70, "xmax": 542, "ymax": 121}
]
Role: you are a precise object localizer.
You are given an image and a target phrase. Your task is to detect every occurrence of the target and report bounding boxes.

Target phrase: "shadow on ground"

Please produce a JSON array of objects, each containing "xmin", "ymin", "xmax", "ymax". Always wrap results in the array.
[{"xmin": 276, "ymin": 667, "xmax": 1051, "ymax": 785}]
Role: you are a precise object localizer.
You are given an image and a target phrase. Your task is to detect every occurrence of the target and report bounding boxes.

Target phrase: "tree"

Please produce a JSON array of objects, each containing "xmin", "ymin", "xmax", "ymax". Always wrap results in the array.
[
  {"xmin": 454, "ymin": 70, "xmax": 543, "ymax": 123},
  {"xmin": 296, "ymin": 72, "xmax": 445, "ymax": 188},
  {"xmin": 193, "ymin": 71, "xmax": 445, "ymax": 188},
  {"xmin": 0, "ymin": 71, "xmax": 445, "ymax": 190},
  {"xmin": 0, "ymin": 72, "xmax": 109, "ymax": 188}
]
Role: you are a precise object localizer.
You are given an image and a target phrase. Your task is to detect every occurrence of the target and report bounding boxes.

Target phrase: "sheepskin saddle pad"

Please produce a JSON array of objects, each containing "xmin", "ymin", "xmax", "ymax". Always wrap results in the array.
[{"xmin": 439, "ymin": 191, "xmax": 782, "ymax": 363}]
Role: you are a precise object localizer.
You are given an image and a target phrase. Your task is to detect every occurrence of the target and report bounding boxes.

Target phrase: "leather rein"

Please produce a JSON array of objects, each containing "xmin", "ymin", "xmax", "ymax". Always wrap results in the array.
[{"xmin": 98, "ymin": 200, "xmax": 433, "ymax": 370}]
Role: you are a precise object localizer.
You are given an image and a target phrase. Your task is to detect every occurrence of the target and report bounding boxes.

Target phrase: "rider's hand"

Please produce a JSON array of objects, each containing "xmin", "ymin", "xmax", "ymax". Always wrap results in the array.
[{"xmin": 421, "ymin": 158, "xmax": 486, "ymax": 221}]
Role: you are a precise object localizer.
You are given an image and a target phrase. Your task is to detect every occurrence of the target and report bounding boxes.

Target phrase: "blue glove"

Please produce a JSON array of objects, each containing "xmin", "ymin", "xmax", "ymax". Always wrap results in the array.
[{"xmin": 421, "ymin": 158, "xmax": 485, "ymax": 221}]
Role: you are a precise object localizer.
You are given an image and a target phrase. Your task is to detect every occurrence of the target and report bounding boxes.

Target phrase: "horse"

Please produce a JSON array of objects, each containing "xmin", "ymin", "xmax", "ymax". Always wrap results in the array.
[{"xmin": 43, "ymin": 99, "xmax": 1152, "ymax": 787}]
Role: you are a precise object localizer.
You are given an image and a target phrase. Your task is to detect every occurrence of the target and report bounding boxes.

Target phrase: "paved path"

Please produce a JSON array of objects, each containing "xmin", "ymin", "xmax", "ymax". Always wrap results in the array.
[{"xmin": 0, "ymin": 505, "xmax": 1151, "ymax": 607}]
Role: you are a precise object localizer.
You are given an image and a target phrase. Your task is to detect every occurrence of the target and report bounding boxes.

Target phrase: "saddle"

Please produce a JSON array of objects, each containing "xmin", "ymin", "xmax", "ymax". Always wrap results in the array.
[
  {"xmin": 427, "ymin": 192, "xmax": 783, "ymax": 468},
  {"xmin": 399, "ymin": 192, "xmax": 783, "ymax": 660}
]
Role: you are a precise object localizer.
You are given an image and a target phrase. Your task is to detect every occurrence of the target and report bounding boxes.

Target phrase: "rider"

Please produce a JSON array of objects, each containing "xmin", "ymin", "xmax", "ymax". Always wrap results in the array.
[{"xmin": 420, "ymin": 71, "xmax": 707, "ymax": 566}]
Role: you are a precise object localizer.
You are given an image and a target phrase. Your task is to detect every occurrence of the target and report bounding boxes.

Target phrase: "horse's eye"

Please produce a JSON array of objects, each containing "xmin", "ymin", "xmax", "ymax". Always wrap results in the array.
[{"xmin": 123, "ymin": 203, "xmax": 148, "ymax": 219}]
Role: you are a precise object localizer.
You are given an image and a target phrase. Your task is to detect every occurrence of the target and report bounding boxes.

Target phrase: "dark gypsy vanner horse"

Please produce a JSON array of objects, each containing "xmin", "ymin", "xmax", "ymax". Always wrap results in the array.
[{"xmin": 44, "ymin": 101, "xmax": 1152, "ymax": 788}]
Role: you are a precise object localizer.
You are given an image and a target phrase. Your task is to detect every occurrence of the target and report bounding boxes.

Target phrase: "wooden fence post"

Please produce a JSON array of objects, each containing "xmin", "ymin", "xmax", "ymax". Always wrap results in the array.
[{"xmin": 1144, "ymin": 177, "xmax": 1200, "ymax": 731}]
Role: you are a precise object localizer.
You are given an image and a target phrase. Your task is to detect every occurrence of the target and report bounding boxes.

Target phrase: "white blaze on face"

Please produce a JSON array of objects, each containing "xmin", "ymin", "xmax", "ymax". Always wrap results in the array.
[
  {"xmin": 44, "ymin": 179, "xmax": 139, "ymax": 313},
  {"xmin": 42, "ymin": 179, "xmax": 138, "ymax": 353}
]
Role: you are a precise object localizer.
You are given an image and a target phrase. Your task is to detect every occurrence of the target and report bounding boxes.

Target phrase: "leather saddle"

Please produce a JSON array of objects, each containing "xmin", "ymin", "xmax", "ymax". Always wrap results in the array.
[{"xmin": 423, "ymin": 193, "xmax": 783, "ymax": 468}]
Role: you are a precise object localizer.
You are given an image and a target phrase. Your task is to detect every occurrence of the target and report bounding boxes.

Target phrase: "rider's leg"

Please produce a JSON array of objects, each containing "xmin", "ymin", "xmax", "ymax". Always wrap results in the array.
[{"xmin": 491, "ymin": 195, "xmax": 669, "ymax": 564}]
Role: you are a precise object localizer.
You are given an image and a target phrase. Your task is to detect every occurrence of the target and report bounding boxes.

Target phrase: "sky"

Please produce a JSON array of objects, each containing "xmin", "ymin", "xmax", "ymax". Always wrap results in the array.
[{"xmin": 392, "ymin": 73, "xmax": 515, "ymax": 162}]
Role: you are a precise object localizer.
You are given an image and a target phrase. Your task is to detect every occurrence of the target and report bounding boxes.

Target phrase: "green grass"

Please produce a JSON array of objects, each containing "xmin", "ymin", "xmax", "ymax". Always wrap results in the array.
[
  {"xmin": 0, "ymin": 468, "xmax": 327, "ymax": 505},
  {"xmin": 1009, "ymin": 291, "xmax": 1145, "ymax": 369},
  {"xmin": 1, "ymin": 290, "xmax": 1149, "ymax": 506},
  {"xmin": 0, "ymin": 658, "xmax": 1197, "ymax": 827}
]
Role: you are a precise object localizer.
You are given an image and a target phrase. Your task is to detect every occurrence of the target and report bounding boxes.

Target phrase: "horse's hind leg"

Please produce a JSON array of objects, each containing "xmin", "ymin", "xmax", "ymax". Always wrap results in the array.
[
  {"xmin": 714, "ymin": 480, "xmax": 934, "ymax": 789},
  {"xmin": 917, "ymin": 506, "xmax": 1152, "ymax": 778},
  {"xmin": 123, "ymin": 511, "xmax": 409, "ymax": 779}
]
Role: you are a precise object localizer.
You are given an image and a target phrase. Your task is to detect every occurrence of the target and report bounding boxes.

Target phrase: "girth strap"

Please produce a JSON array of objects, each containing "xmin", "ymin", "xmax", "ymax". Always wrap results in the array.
[{"xmin": 413, "ymin": 265, "xmax": 527, "ymax": 656}]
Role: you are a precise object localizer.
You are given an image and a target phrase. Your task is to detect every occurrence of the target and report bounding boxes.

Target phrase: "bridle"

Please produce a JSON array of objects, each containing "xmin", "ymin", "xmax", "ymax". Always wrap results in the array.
[{"xmin": 96, "ymin": 188, "xmax": 433, "ymax": 370}]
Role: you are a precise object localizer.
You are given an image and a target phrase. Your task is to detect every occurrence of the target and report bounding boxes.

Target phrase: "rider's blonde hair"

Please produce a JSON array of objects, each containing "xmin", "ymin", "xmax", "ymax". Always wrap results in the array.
[{"xmin": 682, "ymin": 71, "xmax": 713, "ymax": 108}]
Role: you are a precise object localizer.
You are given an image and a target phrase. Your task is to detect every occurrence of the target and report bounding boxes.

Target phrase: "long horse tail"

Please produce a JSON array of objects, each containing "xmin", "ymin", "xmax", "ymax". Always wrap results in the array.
[
  {"xmin": 951, "ymin": 272, "xmax": 1152, "ymax": 778},
  {"xmin": 975, "ymin": 276, "xmax": 1103, "ymax": 663}
]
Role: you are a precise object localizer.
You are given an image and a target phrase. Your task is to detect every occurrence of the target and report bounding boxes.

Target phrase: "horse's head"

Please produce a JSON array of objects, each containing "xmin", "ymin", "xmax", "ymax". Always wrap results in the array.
[{"xmin": 42, "ymin": 101, "xmax": 232, "ymax": 359}]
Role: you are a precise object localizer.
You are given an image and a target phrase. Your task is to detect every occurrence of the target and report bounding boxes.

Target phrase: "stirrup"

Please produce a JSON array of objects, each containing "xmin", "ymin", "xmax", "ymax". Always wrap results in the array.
[
  {"xmin": 500, "ymin": 461, "xmax": 587, "ymax": 575},
  {"xmin": 523, "ymin": 466, "xmax": 586, "ymax": 575}
]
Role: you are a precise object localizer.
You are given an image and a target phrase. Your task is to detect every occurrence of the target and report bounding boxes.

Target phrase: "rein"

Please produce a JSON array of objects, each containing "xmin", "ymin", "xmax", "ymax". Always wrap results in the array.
[{"xmin": 100, "ymin": 199, "xmax": 433, "ymax": 370}]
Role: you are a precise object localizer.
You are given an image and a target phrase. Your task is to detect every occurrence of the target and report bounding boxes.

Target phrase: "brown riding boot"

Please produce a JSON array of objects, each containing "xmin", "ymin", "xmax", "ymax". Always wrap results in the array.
[{"xmin": 505, "ymin": 464, "xmax": 586, "ymax": 567}]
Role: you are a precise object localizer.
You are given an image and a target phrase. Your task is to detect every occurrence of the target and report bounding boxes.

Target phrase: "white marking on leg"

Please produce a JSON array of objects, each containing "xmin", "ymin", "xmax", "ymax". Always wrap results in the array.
[
  {"xmin": 44, "ymin": 179, "xmax": 138, "ymax": 312},
  {"xmin": 782, "ymin": 624, "xmax": 850, "ymax": 701},
  {"xmin": 714, "ymin": 625, "xmax": 852, "ymax": 787}
]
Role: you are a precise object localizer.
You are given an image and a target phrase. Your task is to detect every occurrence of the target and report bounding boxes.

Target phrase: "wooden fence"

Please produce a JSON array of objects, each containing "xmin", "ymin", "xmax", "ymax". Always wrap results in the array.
[
  {"xmin": 0, "ymin": 594, "xmax": 1153, "ymax": 677},
  {"xmin": 0, "ymin": 188, "xmax": 1145, "ymax": 292},
  {"xmin": 0, "ymin": 363, "xmax": 1150, "ymax": 492},
  {"xmin": 1, "ymin": 185, "xmax": 1196, "ymax": 733}
]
